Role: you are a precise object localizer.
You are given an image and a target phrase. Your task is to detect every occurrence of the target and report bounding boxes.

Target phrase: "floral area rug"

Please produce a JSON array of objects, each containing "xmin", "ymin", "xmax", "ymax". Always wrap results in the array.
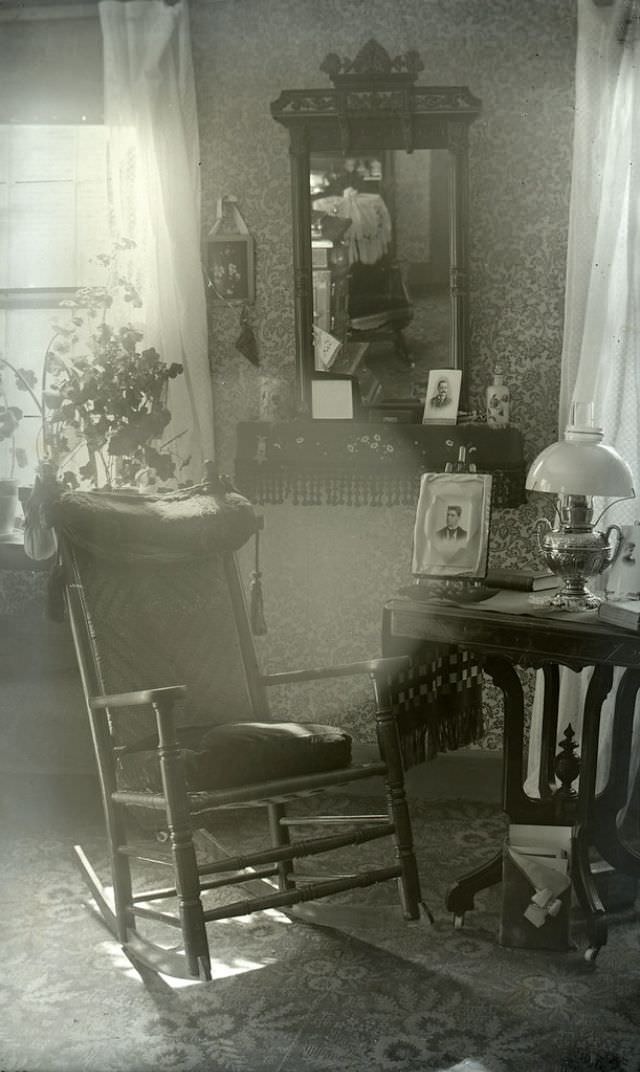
[{"xmin": 2, "ymin": 797, "xmax": 640, "ymax": 1072}]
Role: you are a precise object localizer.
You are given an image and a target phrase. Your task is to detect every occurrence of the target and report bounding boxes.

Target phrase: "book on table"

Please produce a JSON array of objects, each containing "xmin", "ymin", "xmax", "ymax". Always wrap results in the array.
[
  {"xmin": 598, "ymin": 599, "xmax": 640, "ymax": 630},
  {"xmin": 484, "ymin": 568, "xmax": 561, "ymax": 592}
]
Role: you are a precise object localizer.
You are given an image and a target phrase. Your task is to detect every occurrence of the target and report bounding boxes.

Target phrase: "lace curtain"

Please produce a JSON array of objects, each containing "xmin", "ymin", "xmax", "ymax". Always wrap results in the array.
[
  {"xmin": 526, "ymin": 0, "xmax": 640, "ymax": 795},
  {"xmin": 99, "ymin": 0, "xmax": 214, "ymax": 481}
]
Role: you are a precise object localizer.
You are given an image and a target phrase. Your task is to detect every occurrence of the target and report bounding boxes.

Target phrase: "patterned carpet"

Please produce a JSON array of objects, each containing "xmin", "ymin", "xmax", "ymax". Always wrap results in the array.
[{"xmin": 3, "ymin": 796, "xmax": 640, "ymax": 1072}]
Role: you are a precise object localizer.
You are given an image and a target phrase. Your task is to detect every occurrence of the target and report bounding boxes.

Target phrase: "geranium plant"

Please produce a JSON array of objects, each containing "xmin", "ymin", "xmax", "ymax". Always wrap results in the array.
[
  {"xmin": 2, "ymin": 239, "xmax": 186, "ymax": 491},
  {"xmin": 44, "ymin": 239, "xmax": 185, "ymax": 489}
]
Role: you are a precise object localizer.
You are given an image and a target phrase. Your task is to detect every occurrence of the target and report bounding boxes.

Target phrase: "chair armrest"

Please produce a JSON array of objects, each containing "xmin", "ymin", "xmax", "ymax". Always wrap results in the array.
[
  {"xmin": 260, "ymin": 655, "xmax": 410, "ymax": 687},
  {"xmin": 90, "ymin": 685, "xmax": 187, "ymax": 710}
]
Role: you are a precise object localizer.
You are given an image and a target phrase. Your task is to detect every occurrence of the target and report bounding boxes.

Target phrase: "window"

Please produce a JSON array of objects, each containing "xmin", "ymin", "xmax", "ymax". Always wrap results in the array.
[
  {"xmin": 0, "ymin": 122, "xmax": 108, "ymax": 483},
  {"xmin": 0, "ymin": 3, "xmax": 104, "ymax": 485}
]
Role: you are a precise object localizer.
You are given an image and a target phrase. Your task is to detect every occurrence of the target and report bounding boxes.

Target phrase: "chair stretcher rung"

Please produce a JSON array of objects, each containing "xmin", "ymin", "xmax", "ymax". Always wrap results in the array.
[
  {"xmin": 288, "ymin": 873, "xmax": 360, "ymax": 882},
  {"xmin": 131, "ymin": 866, "xmax": 280, "ymax": 904},
  {"xmin": 191, "ymin": 762, "xmax": 388, "ymax": 809},
  {"xmin": 117, "ymin": 845, "xmax": 173, "ymax": 865},
  {"xmin": 198, "ymin": 822, "xmax": 395, "ymax": 877},
  {"xmin": 280, "ymin": 814, "xmax": 388, "ymax": 826},
  {"xmin": 202, "ymin": 866, "xmax": 402, "ymax": 923},
  {"xmin": 110, "ymin": 762, "xmax": 387, "ymax": 815},
  {"xmin": 131, "ymin": 903, "xmax": 183, "ymax": 928}
]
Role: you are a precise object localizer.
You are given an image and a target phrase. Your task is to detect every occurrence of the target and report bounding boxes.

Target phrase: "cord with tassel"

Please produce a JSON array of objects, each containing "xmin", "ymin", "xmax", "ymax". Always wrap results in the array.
[{"xmin": 249, "ymin": 520, "xmax": 267, "ymax": 635}]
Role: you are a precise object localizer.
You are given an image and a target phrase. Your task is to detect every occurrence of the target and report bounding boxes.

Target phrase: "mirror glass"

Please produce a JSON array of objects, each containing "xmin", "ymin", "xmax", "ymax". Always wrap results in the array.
[{"xmin": 310, "ymin": 148, "xmax": 452, "ymax": 407}]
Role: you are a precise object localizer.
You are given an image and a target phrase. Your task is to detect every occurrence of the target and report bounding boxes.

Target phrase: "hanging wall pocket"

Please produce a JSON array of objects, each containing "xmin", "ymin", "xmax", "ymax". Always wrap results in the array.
[
  {"xmin": 208, "ymin": 197, "xmax": 255, "ymax": 304},
  {"xmin": 235, "ymin": 305, "xmax": 259, "ymax": 366}
]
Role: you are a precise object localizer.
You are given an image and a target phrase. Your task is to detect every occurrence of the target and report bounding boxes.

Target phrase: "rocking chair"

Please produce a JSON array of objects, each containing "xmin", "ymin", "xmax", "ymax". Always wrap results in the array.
[{"xmin": 48, "ymin": 470, "xmax": 423, "ymax": 980}]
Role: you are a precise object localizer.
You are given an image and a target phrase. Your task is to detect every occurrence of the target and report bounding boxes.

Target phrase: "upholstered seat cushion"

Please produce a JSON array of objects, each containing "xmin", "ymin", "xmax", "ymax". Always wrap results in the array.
[{"xmin": 117, "ymin": 721, "xmax": 352, "ymax": 794}]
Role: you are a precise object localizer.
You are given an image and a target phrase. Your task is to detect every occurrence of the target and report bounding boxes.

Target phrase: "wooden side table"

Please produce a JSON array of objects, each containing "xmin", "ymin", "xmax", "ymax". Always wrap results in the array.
[{"xmin": 383, "ymin": 591, "xmax": 640, "ymax": 961}]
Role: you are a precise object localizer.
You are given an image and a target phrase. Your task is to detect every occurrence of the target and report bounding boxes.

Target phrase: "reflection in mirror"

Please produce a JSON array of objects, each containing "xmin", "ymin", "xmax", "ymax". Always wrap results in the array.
[
  {"xmin": 271, "ymin": 40, "xmax": 481, "ymax": 419},
  {"xmin": 310, "ymin": 148, "xmax": 451, "ymax": 407}
]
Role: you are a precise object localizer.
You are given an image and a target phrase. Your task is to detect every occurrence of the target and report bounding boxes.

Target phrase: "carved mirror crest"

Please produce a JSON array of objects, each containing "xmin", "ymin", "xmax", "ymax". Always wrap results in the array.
[{"xmin": 271, "ymin": 39, "xmax": 481, "ymax": 419}]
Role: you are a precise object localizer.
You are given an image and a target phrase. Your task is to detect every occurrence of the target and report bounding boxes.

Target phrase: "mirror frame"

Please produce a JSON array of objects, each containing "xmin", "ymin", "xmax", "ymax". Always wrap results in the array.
[{"xmin": 271, "ymin": 39, "xmax": 481, "ymax": 416}]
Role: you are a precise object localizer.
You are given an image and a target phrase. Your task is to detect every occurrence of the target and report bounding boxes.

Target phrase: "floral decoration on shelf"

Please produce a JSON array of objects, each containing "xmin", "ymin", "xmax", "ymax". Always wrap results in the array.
[{"xmin": 1, "ymin": 238, "xmax": 187, "ymax": 494}]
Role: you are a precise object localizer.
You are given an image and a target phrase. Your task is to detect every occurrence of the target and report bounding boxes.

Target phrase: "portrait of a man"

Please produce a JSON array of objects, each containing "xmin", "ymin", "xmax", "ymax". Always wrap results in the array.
[
  {"xmin": 411, "ymin": 472, "xmax": 493, "ymax": 579},
  {"xmin": 422, "ymin": 368, "xmax": 462, "ymax": 425},
  {"xmin": 430, "ymin": 378, "xmax": 450, "ymax": 408},
  {"xmin": 435, "ymin": 505, "xmax": 467, "ymax": 542}
]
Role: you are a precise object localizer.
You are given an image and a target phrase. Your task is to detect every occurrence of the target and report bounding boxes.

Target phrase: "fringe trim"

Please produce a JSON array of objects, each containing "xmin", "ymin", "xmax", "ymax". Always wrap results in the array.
[
  {"xmin": 236, "ymin": 466, "xmax": 525, "ymax": 509},
  {"xmin": 398, "ymin": 700, "xmax": 485, "ymax": 770}
]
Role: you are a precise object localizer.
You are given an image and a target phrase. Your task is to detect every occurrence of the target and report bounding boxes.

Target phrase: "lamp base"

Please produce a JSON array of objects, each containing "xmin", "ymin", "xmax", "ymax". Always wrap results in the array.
[
  {"xmin": 548, "ymin": 587, "xmax": 602, "ymax": 611},
  {"xmin": 532, "ymin": 579, "xmax": 602, "ymax": 612},
  {"xmin": 535, "ymin": 516, "xmax": 624, "ymax": 613}
]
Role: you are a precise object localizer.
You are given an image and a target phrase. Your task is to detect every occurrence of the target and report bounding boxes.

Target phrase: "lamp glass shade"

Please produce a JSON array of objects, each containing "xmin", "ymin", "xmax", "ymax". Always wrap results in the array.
[{"xmin": 526, "ymin": 438, "xmax": 635, "ymax": 498}]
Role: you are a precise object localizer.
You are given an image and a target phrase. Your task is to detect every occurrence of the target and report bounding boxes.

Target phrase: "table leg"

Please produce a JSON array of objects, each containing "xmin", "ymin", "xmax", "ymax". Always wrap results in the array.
[
  {"xmin": 539, "ymin": 664, "xmax": 560, "ymax": 799},
  {"xmin": 593, "ymin": 667, "xmax": 640, "ymax": 876},
  {"xmin": 446, "ymin": 851, "xmax": 503, "ymax": 922},
  {"xmin": 443, "ymin": 656, "xmax": 526, "ymax": 922},
  {"xmin": 571, "ymin": 664, "xmax": 614, "ymax": 960}
]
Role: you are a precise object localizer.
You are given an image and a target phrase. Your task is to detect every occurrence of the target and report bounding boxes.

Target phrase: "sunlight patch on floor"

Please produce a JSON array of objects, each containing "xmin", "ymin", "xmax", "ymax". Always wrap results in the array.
[
  {"xmin": 217, "ymin": 907, "xmax": 294, "ymax": 926},
  {"xmin": 443, "ymin": 1060, "xmax": 495, "ymax": 1072}
]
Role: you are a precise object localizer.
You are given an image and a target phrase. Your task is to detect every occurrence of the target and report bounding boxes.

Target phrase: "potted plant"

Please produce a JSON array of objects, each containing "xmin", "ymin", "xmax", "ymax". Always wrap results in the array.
[
  {"xmin": 4, "ymin": 240, "xmax": 186, "ymax": 502},
  {"xmin": 41, "ymin": 239, "xmax": 186, "ymax": 491}
]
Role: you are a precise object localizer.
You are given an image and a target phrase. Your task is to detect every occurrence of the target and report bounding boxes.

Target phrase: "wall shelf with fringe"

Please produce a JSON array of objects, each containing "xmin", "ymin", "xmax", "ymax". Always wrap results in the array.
[{"xmin": 235, "ymin": 420, "xmax": 527, "ymax": 508}]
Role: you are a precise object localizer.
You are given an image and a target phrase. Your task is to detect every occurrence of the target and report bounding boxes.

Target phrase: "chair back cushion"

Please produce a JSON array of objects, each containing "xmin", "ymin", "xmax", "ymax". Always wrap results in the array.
[{"xmin": 53, "ymin": 484, "xmax": 266, "ymax": 747}]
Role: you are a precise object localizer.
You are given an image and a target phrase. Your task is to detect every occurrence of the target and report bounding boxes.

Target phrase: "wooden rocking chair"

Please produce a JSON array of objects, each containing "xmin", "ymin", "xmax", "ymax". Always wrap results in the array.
[{"xmin": 48, "ymin": 470, "xmax": 423, "ymax": 980}]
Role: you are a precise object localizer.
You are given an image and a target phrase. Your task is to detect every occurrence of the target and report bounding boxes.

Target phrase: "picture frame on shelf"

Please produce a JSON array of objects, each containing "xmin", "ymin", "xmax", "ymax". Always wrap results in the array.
[
  {"xmin": 310, "ymin": 373, "xmax": 358, "ymax": 420},
  {"xmin": 422, "ymin": 368, "xmax": 462, "ymax": 426},
  {"xmin": 412, "ymin": 471, "xmax": 493, "ymax": 579}
]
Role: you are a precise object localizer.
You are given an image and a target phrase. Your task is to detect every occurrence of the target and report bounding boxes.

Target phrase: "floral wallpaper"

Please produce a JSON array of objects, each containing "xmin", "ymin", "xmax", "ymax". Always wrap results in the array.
[{"xmin": 0, "ymin": 0, "xmax": 577, "ymax": 770}]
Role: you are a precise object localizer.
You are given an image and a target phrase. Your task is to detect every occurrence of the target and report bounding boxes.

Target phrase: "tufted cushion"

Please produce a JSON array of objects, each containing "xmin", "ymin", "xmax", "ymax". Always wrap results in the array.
[{"xmin": 117, "ymin": 721, "xmax": 352, "ymax": 794}]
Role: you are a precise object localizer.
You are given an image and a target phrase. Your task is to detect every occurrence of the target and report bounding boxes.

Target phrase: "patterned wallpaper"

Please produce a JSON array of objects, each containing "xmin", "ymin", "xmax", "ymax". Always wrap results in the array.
[{"xmin": 0, "ymin": 0, "xmax": 577, "ymax": 769}]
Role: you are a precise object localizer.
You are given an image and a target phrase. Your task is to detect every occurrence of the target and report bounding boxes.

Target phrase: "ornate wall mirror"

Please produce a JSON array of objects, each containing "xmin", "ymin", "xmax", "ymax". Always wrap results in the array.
[{"xmin": 271, "ymin": 39, "xmax": 481, "ymax": 419}]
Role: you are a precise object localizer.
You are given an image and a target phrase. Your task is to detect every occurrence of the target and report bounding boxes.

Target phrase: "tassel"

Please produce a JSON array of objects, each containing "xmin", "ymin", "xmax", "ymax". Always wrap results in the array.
[{"xmin": 249, "ymin": 526, "xmax": 267, "ymax": 635}]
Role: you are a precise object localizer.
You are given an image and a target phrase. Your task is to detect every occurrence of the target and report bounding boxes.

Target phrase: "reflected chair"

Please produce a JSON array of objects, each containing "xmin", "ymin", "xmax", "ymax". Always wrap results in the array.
[
  {"xmin": 49, "ymin": 470, "xmax": 423, "ymax": 980},
  {"xmin": 348, "ymin": 257, "xmax": 414, "ymax": 366}
]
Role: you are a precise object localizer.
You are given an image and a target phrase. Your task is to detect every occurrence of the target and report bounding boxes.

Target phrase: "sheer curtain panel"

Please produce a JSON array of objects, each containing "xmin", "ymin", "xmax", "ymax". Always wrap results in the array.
[
  {"xmin": 99, "ymin": 0, "xmax": 214, "ymax": 478},
  {"xmin": 527, "ymin": 0, "xmax": 640, "ymax": 796}
]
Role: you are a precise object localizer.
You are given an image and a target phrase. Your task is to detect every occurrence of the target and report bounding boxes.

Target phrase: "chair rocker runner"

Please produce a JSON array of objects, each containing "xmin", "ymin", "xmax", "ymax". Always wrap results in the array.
[{"xmin": 48, "ymin": 472, "xmax": 424, "ymax": 980}]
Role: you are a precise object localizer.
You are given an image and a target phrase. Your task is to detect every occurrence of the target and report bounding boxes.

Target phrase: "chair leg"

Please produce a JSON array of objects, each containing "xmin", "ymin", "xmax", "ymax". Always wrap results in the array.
[
  {"xmin": 94, "ymin": 789, "xmax": 136, "ymax": 945},
  {"xmin": 268, "ymin": 802, "xmax": 295, "ymax": 890},
  {"xmin": 155, "ymin": 704, "xmax": 212, "ymax": 979},
  {"xmin": 376, "ymin": 707, "xmax": 423, "ymax": 920}
]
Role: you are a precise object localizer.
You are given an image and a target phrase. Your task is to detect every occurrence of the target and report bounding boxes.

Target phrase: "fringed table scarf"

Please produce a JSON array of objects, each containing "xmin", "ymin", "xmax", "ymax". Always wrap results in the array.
[
  {"xmin": 235, "ymin": 420, "xmax": 527, "ymax": 509},
  {"xmin": 388, "ymin": 647, "xmax": 484, "ymax": 769}
]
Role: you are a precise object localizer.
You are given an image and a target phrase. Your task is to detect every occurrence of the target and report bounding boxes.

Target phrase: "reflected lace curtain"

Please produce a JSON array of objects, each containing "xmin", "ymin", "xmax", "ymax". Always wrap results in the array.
[
  {"xmin": 99, "ymin": 0, "xmax": 214, "ymax": 481},
  {"xmin": 526, "ymin": 0, "xmax": 640, "ymax": 796}
]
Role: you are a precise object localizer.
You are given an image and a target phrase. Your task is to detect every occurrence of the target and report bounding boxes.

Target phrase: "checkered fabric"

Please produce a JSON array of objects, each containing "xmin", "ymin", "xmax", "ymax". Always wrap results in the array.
[{"xmin": 389, "ymin": 648, "xmax": 484, "ymax": 767}]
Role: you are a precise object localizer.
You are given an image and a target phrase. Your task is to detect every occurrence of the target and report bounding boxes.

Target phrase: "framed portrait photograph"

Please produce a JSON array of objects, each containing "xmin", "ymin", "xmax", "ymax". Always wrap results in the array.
[
  {"xmin": 311, "ymin": 373, "xmax": 358, "ymax": 419},
  {"xmin": 422, "ymin": 368, "xmax": 463, "ymax": 425},
  {"xmin": 411, "ymin": 472, "xmax": 493, "ymax": 579}
]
